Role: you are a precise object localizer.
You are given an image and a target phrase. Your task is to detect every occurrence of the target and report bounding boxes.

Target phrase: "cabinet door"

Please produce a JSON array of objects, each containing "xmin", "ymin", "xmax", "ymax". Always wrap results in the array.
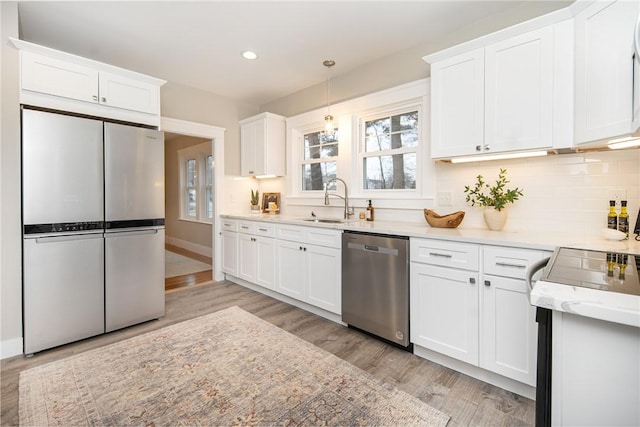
[
  {"xmin": 99, "ymin": 71, "xmax": 160, "ymax": 115},
  {"xmin": 221, "ymin": 231, "xmax": 238, "ymax": 276},
  {"xmin": 484, "ymin": 27, "xmax": 554, "ymax": 152},
  {"xmin": 410, "ymin": 263, "xmax": 479, "ymax": 365},
  {"xmin": 238, "ymin": 233, "xmax": 257, "ymax": 283},
  {"xmin": 306, "ymin": 244, "xmax": 341, "ymax": 314},
  {"xmin": 240, "ymin": 119, "xmax": 265, "ymax": 176},
  {"xmin": 255, "ymin": 237, "xmax": 276, "ymax": 290},
  {"xmin": 21, "ymin": 51, "xmax": 98, "ymax": 104},
  {"xmin": 430, "ymin": 48, "xmax": 485, "ymax": 158},
  {"xmin": 481, "ymin": 274, "xmax": 537, "ymax": 385},
  {"xmin": 574, "ymin": 0, "xmax": 640, "ymax": 143},
  {"xmin": 275, "ymin": 239, "xmax": 306, "ymax": 301}
]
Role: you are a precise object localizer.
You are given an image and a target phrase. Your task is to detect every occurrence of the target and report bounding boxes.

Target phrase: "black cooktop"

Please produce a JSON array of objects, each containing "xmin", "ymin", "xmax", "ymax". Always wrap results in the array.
[{"xmin": 542, "ymin": 247, "xmax": 640, "ymax": 296}]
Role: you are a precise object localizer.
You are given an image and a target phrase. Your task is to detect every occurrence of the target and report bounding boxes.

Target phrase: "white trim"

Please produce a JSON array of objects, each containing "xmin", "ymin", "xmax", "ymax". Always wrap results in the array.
[
  {"xmin": 1, "ymin": 337, "xmax": 23, "ymax": 360},
  {"xmin": 165, "ymin": 236, "xmax": 212, "ymax": 258},
  {"xmin": 178, "ymin": 141, "xmax": 213, "ymax": 223},
  {"xmin": 161, "ymin": 117, "xmax": 225, "ymax": 282}
]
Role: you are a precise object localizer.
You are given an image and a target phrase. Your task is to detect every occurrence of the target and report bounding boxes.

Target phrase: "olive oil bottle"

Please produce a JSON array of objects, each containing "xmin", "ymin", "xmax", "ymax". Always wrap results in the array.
[
  {"xmin": 608, "ymin": 200, "xmax": 617, "ymax": 229},
  {"xmin": 618, "ymin": 200, "xmax": 629, "ymax": 240}
]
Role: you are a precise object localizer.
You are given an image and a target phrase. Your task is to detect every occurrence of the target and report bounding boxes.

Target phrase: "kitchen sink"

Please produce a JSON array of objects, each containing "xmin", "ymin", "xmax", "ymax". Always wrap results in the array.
[{"xmin": 302, "ymin": 218, "xmax": 345, "ymax": 224}]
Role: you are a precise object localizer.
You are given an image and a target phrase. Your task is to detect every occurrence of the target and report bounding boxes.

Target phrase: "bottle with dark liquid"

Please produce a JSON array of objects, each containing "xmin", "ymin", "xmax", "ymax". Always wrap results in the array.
[
  {"xmin": 608, "ymin": 200, "xmax": 617, "ymax": 229},
  {"xmin": 618, "ymin": 200, "xmax": 629, "ymax": 240}
]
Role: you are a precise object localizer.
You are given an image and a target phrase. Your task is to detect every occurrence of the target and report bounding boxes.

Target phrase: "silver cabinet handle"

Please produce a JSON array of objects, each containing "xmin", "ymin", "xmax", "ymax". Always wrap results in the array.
[
  {"xmin": 101, "ymin": 97, "xmax": 107, "ymax": 103},
  {"xmin": 484, "ymin": 145, "xmax": 491, "ymax": 151},
  {"xmin": 484, "ymin": 280, "xmax": 491, "ymax": 287},
  {"xmin": 469, "ymin": 278, "xmax": 476, "ymax": 284},
  {"xmin": 258, "ymin": 228, "xmax": 268, "ymax": 232},
  {"xmin": 223, "ymin": 223, "xmax": 232, "ymax": 226},
  {"xmin": 495, "ymin": 262, "xmax": 527, "ymax": 268},
  {"xmin": 241, "ymin": 226, "xmax": 249, "ymax": 230},
  {"xmin": 92, "ymin": 95, "xmax": 98, "ymax": 101},
  {"xmin": 429, "ymin": 252, "xmax": 452, "ymax": 258}
]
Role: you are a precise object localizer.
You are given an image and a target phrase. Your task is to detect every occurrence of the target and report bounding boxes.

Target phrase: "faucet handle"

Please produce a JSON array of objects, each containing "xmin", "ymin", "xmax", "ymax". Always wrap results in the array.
[
  {"xmin": 311, "ymin": 211, "xmax": 316, "ymax": 218},
  {"xmin": 347, "ymin": 207, "xmax": 355, "ymax": 217}
]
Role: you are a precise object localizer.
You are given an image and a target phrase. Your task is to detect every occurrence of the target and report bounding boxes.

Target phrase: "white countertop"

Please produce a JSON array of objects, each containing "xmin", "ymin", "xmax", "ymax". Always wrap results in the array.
[{"xmin": 222, "ymin": 213, "xmax": 640, "ymax": 254}]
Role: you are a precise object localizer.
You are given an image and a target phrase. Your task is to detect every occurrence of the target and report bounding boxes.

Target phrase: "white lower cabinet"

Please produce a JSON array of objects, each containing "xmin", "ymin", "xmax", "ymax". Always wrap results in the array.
[
  {"xmin": 220, "ymin": 231, "xmax": 238, "ymax": 277},
  {"xmin": 410, "ymin": 237, "xmax": 548, "ymax": 388},
  {"xmin": 238, "ymin": 221, "xmax": 276, "ymax": 291},
  {"xmin": 275, "ymin": 224, "xmax": 341, "ymax": 315},
  {"xmin": 411, "ymin": 263, "xmax": 480, "ymax": 365}
]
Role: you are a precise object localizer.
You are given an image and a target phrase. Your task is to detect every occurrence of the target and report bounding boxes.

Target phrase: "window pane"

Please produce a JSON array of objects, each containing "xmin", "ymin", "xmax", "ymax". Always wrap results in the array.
[
  {"xmin": 302, "ymin": 161, "xmax": 336, "ymax": 191},
  {"xmin": 186, "ymin": 159, "xmax": 196, "ymax": 186},
  {"xmin": 365, "ymin": 111, "xmax": 418, "ymax": 152},
  {"xmin": 187, "ymin": 188, "xmax": 197, "ymax": 216},
  {"xmin": 205, "ymin": 187, "xmax": 213, "ymax": 219},
  {"xmin": 205, "ymin": 155, "xmax": 213, "ymax": 186},
  {"xmin": 304, "ymin": 130, "xmax": 339, "ymax": 159},
  {"xmin": 363, "ymin": 153, "xmax": 416, "ymax": 190}
]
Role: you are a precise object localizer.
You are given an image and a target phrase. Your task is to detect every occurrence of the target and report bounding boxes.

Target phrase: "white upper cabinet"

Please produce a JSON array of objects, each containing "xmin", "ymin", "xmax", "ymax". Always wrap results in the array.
[
  {"xmin": 431, "ymin": 48, "xmax": 485, "ymax": 158},
  {"xmin": 21, "ymin": 51, "xmax": 99, "ymax": 104},
  {"xmin": 484, "ymin": 27, "xmax": 554, "ymax": 153},
  {"xmin": 240, "ymin": 112, "xmax": 286, "ymax": 177},
  {"xmin": 574, "ymin": 0, "xmax": 640, "ymax": 144},
  {"xmin": 429, "ymin": 26, "xmax": 557, "ymax": 159},
  {"xmin": 13, "ymin": 38, "xmax": 165, "ymax": 127}
]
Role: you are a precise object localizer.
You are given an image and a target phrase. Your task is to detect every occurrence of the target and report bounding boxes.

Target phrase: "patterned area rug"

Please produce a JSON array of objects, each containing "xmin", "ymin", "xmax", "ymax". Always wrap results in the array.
[
  {"xmin": 165, "ymin": 250, "xmax": 211, "ymax": 278},
  {"xmin": 20, "ymin": 306, "xmax": 450, "ymax": 426}
]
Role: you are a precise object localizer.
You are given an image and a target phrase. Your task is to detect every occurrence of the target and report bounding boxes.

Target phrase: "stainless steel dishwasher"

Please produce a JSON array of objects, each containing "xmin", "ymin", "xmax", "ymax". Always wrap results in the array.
[{"xmin": 342, "ymin": 231, "xmax": 410, "ymax": 348}]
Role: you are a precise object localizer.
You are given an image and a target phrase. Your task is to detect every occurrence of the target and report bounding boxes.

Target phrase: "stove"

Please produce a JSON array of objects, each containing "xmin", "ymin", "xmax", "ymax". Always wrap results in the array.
[{"xmin": 541, "ymin": 247, "xmax": 640, "ymax": 296}]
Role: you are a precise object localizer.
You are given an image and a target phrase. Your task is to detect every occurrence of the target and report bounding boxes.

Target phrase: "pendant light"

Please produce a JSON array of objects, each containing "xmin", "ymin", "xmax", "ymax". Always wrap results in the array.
[{"xmin": 322, "ymin": 59, "xmax": 337, "ymax": 142}]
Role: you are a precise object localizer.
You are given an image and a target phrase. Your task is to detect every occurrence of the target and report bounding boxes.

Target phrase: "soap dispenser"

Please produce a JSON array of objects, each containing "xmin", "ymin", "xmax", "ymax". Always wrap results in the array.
[{"xmin": 366, "ymin": 200, "xmax": 374, "ymax": 222}]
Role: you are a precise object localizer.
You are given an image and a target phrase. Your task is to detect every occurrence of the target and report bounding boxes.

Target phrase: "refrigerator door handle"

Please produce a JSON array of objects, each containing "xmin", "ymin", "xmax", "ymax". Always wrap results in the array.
[
  {"xmin": 33, "ymin": 233, "xmax": 104, "ymax": 244},
  {"xmin": 105, "ymin": 228, "xmax": 160, "ymax": 238}
]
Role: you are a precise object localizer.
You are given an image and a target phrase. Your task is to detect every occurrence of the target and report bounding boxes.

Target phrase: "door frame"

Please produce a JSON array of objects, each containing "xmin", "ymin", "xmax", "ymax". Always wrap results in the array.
[{"xmin": 160, "ymin": 117, "xmax": 225, "ymax": 281}]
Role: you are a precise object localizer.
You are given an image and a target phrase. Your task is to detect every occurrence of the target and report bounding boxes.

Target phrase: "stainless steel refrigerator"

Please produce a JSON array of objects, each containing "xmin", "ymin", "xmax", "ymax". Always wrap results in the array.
[{"xmin": 22, "ymin": 108, "xmax": 165, "ymax": 354}]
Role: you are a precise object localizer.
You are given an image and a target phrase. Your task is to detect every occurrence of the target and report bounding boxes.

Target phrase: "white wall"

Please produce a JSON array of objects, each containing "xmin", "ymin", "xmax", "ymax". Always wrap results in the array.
[{"xmin": 1, "ymin": 1, "xmax": 23, "ymax": 359}]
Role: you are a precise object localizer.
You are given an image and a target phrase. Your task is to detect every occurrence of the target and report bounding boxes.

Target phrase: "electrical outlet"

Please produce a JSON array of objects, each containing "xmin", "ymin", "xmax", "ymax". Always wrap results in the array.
[
  {"xmin": 437, "ymin": 191, "xmax": 453, "ymax": 206},
  {"xmin": 608, "ymin": 190, "xmax": 627, "ymax": 206}
]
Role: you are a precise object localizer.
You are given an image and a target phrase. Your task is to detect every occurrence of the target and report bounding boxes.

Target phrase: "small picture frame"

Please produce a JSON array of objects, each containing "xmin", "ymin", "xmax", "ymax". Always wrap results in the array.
[{"xmin": 262, "ymin": 192, "xmax": 281, "ymax": 213}]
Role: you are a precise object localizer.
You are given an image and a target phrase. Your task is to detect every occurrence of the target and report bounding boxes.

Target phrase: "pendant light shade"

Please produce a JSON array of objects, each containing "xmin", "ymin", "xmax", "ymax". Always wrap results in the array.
[{"xmin": 322, "ymin": 60, "xmax": 337, "ymax": 142}]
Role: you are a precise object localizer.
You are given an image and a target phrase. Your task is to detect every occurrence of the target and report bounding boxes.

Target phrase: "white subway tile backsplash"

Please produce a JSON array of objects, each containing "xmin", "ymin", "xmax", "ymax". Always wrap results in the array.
[{"xmin": 434, "ymin": 149, "xmax": 639, "ymax": 234}]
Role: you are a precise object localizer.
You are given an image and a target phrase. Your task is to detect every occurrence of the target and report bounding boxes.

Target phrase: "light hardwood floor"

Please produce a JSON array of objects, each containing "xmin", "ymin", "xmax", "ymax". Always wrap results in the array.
[
  {"xmin": 0, "ymin": 281, "xmax": 535, "ymax": 426},
  {"xmin": 165, "ymin": 244, "xmax": 213, "ymax": 292}
]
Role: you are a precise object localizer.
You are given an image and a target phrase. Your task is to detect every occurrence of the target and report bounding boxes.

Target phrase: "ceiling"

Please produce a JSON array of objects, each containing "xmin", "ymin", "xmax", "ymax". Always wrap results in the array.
[{"xmin": 17, "ymin": 1, "xmax": 571, "ymax": 107}]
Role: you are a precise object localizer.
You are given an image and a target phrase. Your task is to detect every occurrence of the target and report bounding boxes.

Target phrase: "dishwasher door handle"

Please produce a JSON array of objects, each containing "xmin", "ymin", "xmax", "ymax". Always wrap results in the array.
[{"xmin": 347, "ymin": 242, "xmax": 399, "ymax": 256}]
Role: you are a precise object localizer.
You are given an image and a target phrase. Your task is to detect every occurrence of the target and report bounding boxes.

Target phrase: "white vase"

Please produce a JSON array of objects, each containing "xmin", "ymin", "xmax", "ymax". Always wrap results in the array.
[{"xmin": 483, "ymin": 207, "xmax": 508, "ymax": 231}]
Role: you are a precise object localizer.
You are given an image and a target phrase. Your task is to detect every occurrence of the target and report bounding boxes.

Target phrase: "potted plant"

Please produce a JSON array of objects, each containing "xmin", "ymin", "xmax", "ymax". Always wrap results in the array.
[
  {"xmin": 250, "ymin": 189, "xmax": 260, "ymax": 213},
  {"xmin": 463, "ymin": 168, "xmax": 523, "ymax": 231}
]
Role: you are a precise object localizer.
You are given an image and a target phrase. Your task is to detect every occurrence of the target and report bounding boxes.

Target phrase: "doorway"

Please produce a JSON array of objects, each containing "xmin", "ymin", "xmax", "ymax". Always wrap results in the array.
[{"xmin": 160, "ymin": 117, "xmax": 225, "ymax": 292}]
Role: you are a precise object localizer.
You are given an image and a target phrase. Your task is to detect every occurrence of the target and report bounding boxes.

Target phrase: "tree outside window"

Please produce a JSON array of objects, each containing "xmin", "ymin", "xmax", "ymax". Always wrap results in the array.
[
  {"xmin": 362, "ymin": 111, "xmax": 418, "ymax": 190},
  {"xmin": 302, "ymin": 129, "xmax": 339, "ymax": 191}
]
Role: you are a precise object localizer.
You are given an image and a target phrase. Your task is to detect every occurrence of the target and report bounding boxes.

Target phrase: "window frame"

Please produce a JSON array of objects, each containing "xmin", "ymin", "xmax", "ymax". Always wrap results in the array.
[{"xmin": 178, "ymin": 141, "xmax": 213, "ymax": 224}]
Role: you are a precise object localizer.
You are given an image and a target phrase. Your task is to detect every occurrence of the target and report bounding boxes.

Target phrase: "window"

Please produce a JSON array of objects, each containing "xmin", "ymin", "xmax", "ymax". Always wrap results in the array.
[
  {"xmin": 362, "ymin": 110, "xmax": 418, "ymax": 190},
  {"xmin": 301, "ymin": 128, "xmax": 339, "ymax": 191},
  {"xmin": 179, "ymin": 142, "xmax": 213, "ymax": 223}
]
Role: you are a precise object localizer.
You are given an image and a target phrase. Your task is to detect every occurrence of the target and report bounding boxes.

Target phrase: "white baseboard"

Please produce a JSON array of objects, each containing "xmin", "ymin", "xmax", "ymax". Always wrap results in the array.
[
  {"xmin": 1, "ymin": 337, "xmax": 23, "ymax": 360},
  {"xmin": 166, "ymin": 236, "xmax": 212, "ymax": 258}
]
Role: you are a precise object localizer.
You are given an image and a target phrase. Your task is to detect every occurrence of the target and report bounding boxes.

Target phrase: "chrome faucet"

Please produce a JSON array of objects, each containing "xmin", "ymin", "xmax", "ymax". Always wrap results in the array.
[{"xmin": 324, "ymin": 177, "xmax": 353, "ymax": 220}]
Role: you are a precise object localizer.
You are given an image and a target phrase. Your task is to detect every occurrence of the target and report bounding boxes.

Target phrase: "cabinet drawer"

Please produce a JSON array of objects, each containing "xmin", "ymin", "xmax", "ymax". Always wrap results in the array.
[
  {"xmin": 220, "ymin": 219, "xmax": 238, "ymax": 232},
  {"xmin": 238, "ymin": 221, "xmax": 256, "ymax": 234},
  {"xmin": 276, "ymin": 224, "xmax": 306, "ymax": 242},
  {"xmin": 410, "ymin": 238, "xmax": 479, "ymax": 271},
  {"xmin": 483, "ymin": 246, "xmax": 549, "ymax": 279},
  {"xmin": 254, "ymin": 222, "xmax": 275, "ymax": 237},
  {"xmin": 306, "ymin": 228, "xmax": 341, "ymax": 248}
]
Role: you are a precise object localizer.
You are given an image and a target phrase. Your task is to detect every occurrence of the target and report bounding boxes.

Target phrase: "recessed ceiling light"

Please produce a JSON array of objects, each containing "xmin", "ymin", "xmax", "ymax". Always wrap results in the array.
[{"xmin": 242, "ymin": 51, "xmax": 258, "ymax": 60}]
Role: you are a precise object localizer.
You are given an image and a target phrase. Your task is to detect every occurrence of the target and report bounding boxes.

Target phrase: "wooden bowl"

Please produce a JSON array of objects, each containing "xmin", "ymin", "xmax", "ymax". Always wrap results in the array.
[{"xmin": 423, "ymin": 209, "xmax": 465, "ymax": 228}]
